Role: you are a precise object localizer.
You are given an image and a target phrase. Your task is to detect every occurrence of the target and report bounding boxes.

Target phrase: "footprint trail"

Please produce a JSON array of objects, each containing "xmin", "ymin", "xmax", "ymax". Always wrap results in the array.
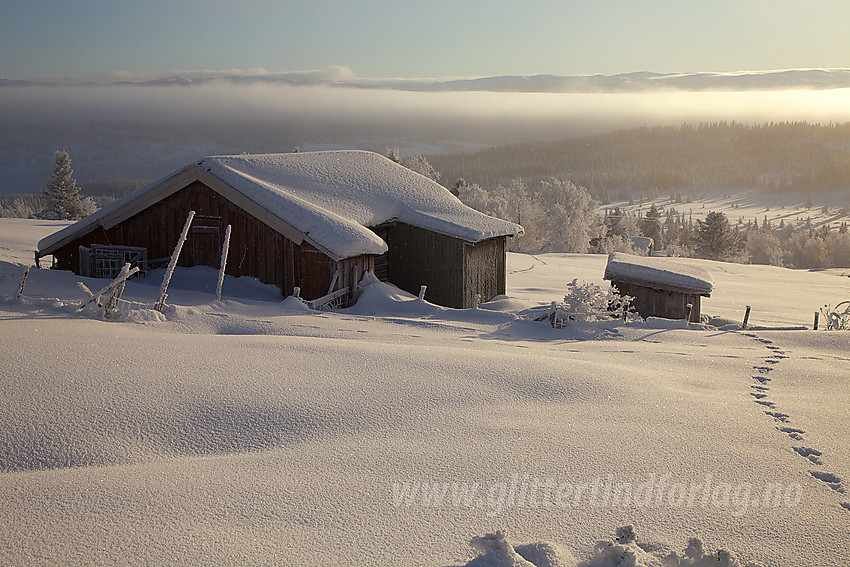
[{"xmin": 743, "ymin": 333, "xmax": 848, "ymax": 509}]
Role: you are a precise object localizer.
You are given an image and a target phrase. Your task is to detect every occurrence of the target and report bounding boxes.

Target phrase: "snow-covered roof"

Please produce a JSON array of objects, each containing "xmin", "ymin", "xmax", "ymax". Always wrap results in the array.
[
  {"xmin": 629, "ymin": 236, "xmax": 654, "ymax": 255},
  {"xmin": 603, "ymin": 252, "xmax": 714, "ymax": 295},
  {"xmin": 38, "ymin": 150, "xmax": 522, "ymax": 261}
]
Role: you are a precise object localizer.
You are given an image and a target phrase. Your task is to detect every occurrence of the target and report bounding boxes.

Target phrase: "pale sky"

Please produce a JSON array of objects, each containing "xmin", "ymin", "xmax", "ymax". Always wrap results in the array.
[{"xmin": 1, "ymin": 0, "xmax": 848, "ymax": 80}]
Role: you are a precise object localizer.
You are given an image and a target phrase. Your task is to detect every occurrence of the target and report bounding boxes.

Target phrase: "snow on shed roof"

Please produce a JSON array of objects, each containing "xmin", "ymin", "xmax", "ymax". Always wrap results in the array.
[
  {"xmin": 604, "ymin": 252, "xmax": 714, "ymax": 295},
  {"xmin": 38, "ymin": 150, "xmax": 522, "ymax": 261}
]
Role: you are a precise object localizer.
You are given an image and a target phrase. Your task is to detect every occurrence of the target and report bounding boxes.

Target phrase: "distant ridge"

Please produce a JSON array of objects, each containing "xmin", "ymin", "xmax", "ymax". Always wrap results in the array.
[{"xmin": 4, "ymin": 68, "xmax": 850, "ymax": 92}]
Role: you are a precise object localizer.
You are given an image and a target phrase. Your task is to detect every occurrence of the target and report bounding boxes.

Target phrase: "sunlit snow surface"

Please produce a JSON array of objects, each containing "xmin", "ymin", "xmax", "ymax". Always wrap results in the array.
[{"xmin": 1, "ymin": 218, "xmax": 849, "ymax": 566}]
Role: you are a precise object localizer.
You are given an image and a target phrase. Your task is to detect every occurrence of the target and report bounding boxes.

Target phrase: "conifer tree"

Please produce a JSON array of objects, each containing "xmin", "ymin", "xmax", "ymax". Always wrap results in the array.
[
  {"xmin": 41, "ymin": 150, "xmax": 85, "ymax": 220},
  {"xmin": 639, "ymin": 204, "xmax": 663, "ymax": 244},
  {"xmin": 696, "ymin": 211, "xmax": 742, "ymax": 261}
]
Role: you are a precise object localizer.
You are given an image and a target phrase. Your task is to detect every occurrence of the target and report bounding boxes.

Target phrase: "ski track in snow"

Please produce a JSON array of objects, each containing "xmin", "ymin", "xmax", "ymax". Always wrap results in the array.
[{"xmin": 743, "ymin": 332, "xmax": 850, "ymax": 510}]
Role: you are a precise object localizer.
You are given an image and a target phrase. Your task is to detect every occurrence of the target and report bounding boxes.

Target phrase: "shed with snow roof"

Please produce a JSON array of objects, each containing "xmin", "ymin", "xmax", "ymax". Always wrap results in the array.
[
  {"xmin": 36, "ymin": 151, "xmax": 522, "ymax": 309},
  {"xmin": 603, "ymin": 252, "xmax": 713, "ymax": 322}
]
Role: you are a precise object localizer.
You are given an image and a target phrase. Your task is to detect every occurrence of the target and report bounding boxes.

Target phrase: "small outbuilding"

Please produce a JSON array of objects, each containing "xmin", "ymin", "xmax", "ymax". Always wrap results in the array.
[
  {"xmin": 603, "ymin": 252, "xmax": 713, "ymax": 322},
  {"xmin": 36, "ymin": 151, "xmax": 522, "ymax": 308},
  {"xmin": 629, "ymin": 236, "xmax": 654, "ymax": 256}
]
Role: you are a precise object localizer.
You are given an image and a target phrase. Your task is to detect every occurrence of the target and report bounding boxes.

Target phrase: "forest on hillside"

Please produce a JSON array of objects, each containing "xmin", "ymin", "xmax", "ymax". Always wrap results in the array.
[{"xmin": 427, "ymin": 121, "xmax": 850, "ymax": 201}]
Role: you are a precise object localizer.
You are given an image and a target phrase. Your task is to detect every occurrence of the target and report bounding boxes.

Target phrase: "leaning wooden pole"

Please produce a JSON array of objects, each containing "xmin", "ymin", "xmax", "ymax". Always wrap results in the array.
[
  {"xmin": 155, "ymin": 211, "xmax": 195, "ymax": 311},
  {"xmin": 215, "ymin": 224, "xmax": 232, "ymax": 301}
]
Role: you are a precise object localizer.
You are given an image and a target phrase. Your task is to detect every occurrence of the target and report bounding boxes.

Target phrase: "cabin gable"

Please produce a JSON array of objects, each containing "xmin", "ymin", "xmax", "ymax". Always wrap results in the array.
[{"xmin": 51, "ymin": 180, "xmax": 359, "ymax": 301}]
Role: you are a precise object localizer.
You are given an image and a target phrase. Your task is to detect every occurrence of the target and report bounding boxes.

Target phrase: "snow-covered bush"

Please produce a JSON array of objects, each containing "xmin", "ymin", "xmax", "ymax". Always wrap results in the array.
[
  {"xmin": 544, "ymin": 278, "xmax": 634, "ymax": 326},
  {"xmin": 563, "ymin": 279, "xmax": 610, "ymax": 318}
]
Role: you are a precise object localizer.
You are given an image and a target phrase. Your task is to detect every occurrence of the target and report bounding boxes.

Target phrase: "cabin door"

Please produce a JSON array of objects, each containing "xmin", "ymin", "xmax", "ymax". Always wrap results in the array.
[{"xmin": 189, "ymin": 215, "xmax": 222, "ymax": 268}]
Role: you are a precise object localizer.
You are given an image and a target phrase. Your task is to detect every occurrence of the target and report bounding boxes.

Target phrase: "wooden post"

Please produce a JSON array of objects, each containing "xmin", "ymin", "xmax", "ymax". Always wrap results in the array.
[
  {"xmin": 418, "ymin": 285, "xmax": 427, "ymax": 300},
  {"xmin": 215, "ymin": 224, "xmax": 231, "ymax": 301},
  {"xmin": 813, "ymin": 311, "xmax": 819, "ymax": 330},
  {"xmin": 474, "ymin": 293, "xmax": 481, "ymax": 309},
  {"xmin": 16, "ymin": 267, "xmax": 29, "ymax": 298},
  {"xmin": 742, "ymin": 305, "xmax": 751, "ymax": 329},
  {"xmin": 155, "ymin": 211, "xmax": 195, "ymax": 311},
  {"xmin": 351, "ymin": 264, "xmax": 360, "ymax": 303}
]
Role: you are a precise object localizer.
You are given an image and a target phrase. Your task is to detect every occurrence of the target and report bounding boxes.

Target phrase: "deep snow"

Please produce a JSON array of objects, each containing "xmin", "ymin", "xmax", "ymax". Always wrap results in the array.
[{"xmin": 1, "ymin": 219, "xmax": 849, "ymax": 566}]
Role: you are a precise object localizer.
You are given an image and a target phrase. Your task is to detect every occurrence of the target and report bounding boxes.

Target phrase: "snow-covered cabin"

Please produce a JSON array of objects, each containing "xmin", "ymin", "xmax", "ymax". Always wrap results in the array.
[
  {"xmin": 36, "ymin": 151, "xmax": 523, "ymax": 309},
  {"xmin": 603, "ymin": 252, "xmax": 713, "ymax": 322}
]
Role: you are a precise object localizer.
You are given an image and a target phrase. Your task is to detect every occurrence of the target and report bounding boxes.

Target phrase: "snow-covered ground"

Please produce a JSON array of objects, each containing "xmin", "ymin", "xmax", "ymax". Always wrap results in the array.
[{"xmin": 1, "ymin": 218, "xmax": 849, "ymax": 566}]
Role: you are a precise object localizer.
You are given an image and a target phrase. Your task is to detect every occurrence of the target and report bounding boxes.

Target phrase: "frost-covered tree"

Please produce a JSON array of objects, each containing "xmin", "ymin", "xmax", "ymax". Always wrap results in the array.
[
  {"xmin": 460, "ymin": 178, "xmax": 542, "ymax": 252},
  {"xmin": 400, "ymin": 154, "xmax": 441, "ymax": 182},
  {"xmin": 450, "ymin": 177, "xmax": 468, "ymax": 197},
  {"xmin": 828, "ymin": 231, "xmax": 850, "ymax": 267},
  {"xmin": 534, "ymin": 178, "xmax": 601, "ymax": 253},
  {"xmin": 695, "ymin": 211, "xmax": 742, "ymax": 261},
  {"xmin": 745, "ymin": 229, "xmax": 784, "ymax": 266},
  {"xmin": 41, "ymin": 150, "xmax": 88, "ymax": 220},
  {"xmin": 458, "ymin": 177, "xmax": 600, "ymax": 253}
]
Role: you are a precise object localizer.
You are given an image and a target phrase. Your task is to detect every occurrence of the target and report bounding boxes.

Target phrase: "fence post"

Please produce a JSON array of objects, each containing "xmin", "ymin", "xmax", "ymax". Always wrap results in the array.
[
  {"xmin": 473, "ymin": 293, "xmax": 481, "ymax": 309},
  {"xmin": 813, "ymin": 311, "xmax": 819, "ymax": 330},
  {"xmin": 742, "ymin": 305, "xmax": 751, "ymax": 329},
  {"xmin": 155, "ymin": 211, "xmax": 195, "ymax": 311},
  {"xmin": 215, "ymin": 224, "xmax": 231, "ymax": 301}
]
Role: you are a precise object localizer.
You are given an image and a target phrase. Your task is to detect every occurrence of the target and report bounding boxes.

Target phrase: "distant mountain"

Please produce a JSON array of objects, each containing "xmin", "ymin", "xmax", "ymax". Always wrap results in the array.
[{"xmin": 4, "ymin": 68, "xmax": 850, "ymax": 92}]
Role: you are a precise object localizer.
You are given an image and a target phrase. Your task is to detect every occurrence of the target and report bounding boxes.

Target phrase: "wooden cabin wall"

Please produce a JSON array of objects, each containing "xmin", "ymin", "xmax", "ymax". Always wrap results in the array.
[
  {"xmin": 52, "ymin": 181, "xmax": 339, "ymax": 300},
  {"xmin": 336, "ymin": 254, "xmax": 374, "ymax": 304},
  {"xmin": 463, "ymin": 237, "xmax": 506, "ymax": 308},
  {"xmin": 611, "ymin": 280, "xmax": 702, "ymax": 322},
  {"xmin": 381, "ymin": 223, "xmax": 464, "ymax": 308}
]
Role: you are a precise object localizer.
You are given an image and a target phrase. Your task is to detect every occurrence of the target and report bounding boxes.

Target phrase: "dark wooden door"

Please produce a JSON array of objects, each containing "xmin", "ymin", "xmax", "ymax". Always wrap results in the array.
[{"xmin": 190, "ymin": 215, "xmax": 222, "ymax": 267}]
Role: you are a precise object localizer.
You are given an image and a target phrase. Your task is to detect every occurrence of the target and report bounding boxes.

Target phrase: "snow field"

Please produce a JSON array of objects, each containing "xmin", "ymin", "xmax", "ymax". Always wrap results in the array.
[
  {"xmin": 606, "ymin": 189, "xmax": 850, "ymax": 233},
  {"xmin": 1, "ymin": 219, "xmax": 849, "ymax": 566}
]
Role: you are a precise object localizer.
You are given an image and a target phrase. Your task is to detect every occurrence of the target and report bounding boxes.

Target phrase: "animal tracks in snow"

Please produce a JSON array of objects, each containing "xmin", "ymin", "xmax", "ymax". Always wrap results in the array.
[{"xmin": 745, "ymin": 334, "xmax": 848, "ymax": 504}]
